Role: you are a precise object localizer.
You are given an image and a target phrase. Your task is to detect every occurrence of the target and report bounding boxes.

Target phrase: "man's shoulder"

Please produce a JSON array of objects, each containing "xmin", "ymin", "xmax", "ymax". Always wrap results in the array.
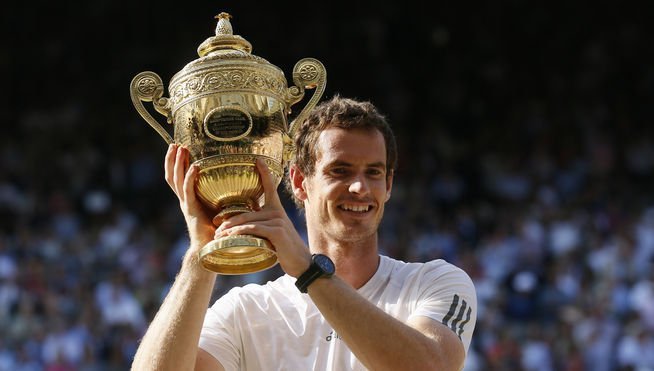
[
  {"xmin": 383, "ymin": 255, "xmax": 467, "ymax": 275},
  {"xmin": 382, "ymin": 255, "xmax": 474, "ymax": 287}
]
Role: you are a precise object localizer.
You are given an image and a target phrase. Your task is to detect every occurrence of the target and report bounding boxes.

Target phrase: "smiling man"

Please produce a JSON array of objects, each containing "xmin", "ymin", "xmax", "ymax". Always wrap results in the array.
[{"xmin": 131, "ymin": 96, "xmax": 477, "ymax": 371}]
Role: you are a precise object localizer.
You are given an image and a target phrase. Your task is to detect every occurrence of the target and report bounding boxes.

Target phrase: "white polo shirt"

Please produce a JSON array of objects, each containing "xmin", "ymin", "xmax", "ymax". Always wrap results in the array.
[{"xmin": 199, "ymin": 255, "xmax": 477, "ymax": 370}]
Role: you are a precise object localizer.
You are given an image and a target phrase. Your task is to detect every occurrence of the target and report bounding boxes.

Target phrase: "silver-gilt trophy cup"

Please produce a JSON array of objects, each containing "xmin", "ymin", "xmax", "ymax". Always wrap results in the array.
[{"xmin": 129, "ymin": 12, "xmax": 326, "ymax": 274}]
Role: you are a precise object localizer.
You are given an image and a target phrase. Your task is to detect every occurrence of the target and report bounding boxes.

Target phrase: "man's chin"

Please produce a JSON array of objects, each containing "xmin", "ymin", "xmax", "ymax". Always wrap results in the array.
[{"xmin": 333, "ymin": 224, "xmax": 378, "ymax": 242}]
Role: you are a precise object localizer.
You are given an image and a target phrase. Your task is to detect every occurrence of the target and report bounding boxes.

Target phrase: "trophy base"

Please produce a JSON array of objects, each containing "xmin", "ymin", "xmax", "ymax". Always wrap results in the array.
[{"xmin": 199, "ymin": 235, "xmax": 277, "ymax": 275}]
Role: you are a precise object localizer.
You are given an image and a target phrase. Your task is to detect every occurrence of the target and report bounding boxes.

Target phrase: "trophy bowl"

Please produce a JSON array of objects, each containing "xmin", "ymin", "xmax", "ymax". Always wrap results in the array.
[{"xmin": 129, "ymin": 13, "xmax": 326, "ymax": 274}]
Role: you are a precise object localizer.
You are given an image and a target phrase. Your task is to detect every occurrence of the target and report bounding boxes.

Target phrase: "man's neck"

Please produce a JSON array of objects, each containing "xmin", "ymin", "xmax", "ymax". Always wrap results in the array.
[{"xmin": 309, "ymin": 235, "xmax": 380, "ymax": 289}]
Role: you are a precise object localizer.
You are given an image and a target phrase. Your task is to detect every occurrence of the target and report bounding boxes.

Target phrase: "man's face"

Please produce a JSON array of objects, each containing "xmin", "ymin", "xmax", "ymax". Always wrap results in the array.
[{"xmin": 298, "ymin": 127, "xmax": 393, "ymax": 242}]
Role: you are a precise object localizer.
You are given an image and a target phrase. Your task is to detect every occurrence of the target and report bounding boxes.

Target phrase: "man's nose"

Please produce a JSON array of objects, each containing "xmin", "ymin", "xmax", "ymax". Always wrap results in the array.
[{"xmin": 348, "ymin": 175, "xmax": 370, "ymax": 195}]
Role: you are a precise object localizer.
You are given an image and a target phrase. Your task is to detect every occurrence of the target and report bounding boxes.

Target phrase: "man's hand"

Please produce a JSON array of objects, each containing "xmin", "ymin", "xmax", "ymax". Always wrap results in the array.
[
  {"xmin": 215, "ymin": 159, "xmax": 311, "ymax": 277},
  {"xmin": 164, "ymin": 144, "xmax": 216, "ymax": 250}
]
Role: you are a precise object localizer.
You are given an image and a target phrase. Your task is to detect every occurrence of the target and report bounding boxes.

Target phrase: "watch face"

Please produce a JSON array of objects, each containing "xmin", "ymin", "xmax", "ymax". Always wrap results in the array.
[{"xmin": 315, "ymin": 254, "xmax": 335, "ymax": 274}]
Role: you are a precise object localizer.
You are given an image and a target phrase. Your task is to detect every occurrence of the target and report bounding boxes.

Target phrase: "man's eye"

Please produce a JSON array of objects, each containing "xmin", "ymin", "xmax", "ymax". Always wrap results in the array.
[
  {"xmin": 331, "ymin": 168, "xmax": 347, "ymax": 175},
  {"xmin": 367, "ymin": 169, "xmax": 384, "ymax": 176}
]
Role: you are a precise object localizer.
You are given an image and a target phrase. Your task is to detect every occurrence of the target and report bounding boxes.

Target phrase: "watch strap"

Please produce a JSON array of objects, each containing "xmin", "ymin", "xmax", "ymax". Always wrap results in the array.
[
  {"xmin": 295, "ymin": 254, "xmax": 334, "ymax": 293},
  {"xmin": 296, "ymin": 268, "xmax": 324, "ymax": 293}
]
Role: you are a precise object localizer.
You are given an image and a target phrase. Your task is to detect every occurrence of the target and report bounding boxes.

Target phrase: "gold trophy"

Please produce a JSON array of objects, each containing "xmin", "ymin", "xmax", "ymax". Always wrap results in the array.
[{"xmin": 130, "ymin": 12, "xmax": 326, "ymax": 274}]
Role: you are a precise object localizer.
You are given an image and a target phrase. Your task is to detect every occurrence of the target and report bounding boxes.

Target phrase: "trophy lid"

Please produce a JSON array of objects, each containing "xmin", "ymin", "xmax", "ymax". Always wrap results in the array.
[
  {"xmin": 197, "ymin": 12, "xmax": 253, "ymax": 57},
  {"xmin": 169, "ymin": 11, "xmax": 282, "ymax": 91},
  {"xmin": 167, "ymin": 12, "xmax": 321, "ymax": 115}
]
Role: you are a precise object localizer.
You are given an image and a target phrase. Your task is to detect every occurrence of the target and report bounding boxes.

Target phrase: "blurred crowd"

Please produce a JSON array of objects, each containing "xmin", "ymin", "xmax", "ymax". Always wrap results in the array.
[{"xmin": 2, "ymin": 2, "xmax": 654, "ymax": 370}]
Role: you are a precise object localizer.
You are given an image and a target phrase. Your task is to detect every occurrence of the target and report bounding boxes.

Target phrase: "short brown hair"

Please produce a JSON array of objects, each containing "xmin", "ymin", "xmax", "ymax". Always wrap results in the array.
[{"xmin": 284, "ymin": 95, "xmax": 397, "ymax": 208}]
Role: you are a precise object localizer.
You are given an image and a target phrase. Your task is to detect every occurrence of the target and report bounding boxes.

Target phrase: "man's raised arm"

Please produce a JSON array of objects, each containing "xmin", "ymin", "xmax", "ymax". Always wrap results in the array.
[{"xmin": 131, "ymin": 144, "xmax": 224, "ymax": 371}]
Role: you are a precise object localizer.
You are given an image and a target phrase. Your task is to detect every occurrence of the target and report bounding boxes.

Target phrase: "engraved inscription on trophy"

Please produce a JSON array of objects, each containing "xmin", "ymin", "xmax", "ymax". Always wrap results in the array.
[{"xmin": 204, "ymin": 106, "xmax": 253, "ymax": 141}]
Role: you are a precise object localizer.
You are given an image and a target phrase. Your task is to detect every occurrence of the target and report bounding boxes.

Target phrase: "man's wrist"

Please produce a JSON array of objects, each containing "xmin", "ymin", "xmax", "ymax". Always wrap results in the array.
[
  {"xmin": 182, "ymin": 246, "xmax": 216, "ymax": 276},
  {"xmin": 295, "ymin": 254, "xmax": 335, "ymax": 293}
]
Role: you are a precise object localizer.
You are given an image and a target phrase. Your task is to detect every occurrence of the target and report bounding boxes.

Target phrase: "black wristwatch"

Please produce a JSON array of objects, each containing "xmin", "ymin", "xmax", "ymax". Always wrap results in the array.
[{"xmin": 295, "ymin": 254, "xmax": 335, "ymax": 293}]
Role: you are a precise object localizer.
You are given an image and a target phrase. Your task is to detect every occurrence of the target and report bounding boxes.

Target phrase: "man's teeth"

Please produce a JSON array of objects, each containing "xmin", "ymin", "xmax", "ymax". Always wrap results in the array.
[{"xmin": 341, "ymin": 204, "xmax": 370, "ymax": 212}]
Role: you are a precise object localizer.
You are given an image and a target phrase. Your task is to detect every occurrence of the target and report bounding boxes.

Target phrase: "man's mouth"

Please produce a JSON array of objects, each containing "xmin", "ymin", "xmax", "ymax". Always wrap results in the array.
[{"xmin": 338, "ymin": 204, "xmax": 372, "ymax": 213}]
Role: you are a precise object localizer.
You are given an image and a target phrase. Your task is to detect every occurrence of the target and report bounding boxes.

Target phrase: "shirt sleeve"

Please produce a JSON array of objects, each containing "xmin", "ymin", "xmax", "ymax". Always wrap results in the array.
[
  {"xmin": 198, "ymin": 289, "xmax": 242, "ymax": 371},
  {"xmin": 407, "ymin": 262, "xmax": 478, "ymax": 354}
]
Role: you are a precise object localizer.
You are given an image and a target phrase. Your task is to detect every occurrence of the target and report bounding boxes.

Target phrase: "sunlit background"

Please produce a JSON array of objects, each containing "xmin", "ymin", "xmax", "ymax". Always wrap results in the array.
[{"xmin": 2, "ymin": 2, "xmax": 654, "ymax": 370}]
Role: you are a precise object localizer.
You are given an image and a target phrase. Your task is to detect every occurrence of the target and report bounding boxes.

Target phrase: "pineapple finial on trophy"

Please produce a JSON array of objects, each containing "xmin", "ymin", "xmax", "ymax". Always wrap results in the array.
[
  {"xmin": 214, "ymin": 12, "xmax": 233, "ymax": 35},
  {"xmin": 197, "ymin": 11, "xmax": 251, "ymax": 56}
]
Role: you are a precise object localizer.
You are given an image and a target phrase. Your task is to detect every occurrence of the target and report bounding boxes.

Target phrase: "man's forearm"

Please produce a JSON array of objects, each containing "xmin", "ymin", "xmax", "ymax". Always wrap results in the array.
[
  {"xmin": 308, "ymin": 276, "xmax": 464, "ymax": 371},
  {"xmin": 131, "ymin": 249, "xmax": 217, "ymax": 371}
]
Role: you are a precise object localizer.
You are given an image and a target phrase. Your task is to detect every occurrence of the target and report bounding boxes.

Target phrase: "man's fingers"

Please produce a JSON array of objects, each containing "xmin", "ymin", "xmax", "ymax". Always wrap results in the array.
[
  {"xmin": 216, "ymin": 210, "xmax": 285, "ymax": 232},
  {"xmin": 215, "ymin": 222, "xmax": 280, "ymax": 240},
  {"xmin": 173, "ymin": 146, "xmax": 189, "ymax": 201},
  {"xmin": 164, "ymin": 143, "xmax": 177, "ymax": 192},
  {"xmin": 256, "ymin": 159, "xmax": 282, "ymax": 208},
  {"xmin": 212, "ymin": 214, "xmax": 225, "ymax": 227},
  {"xmin": 183, "ymin": 164, "xmax": 199, "ymax": 206}
]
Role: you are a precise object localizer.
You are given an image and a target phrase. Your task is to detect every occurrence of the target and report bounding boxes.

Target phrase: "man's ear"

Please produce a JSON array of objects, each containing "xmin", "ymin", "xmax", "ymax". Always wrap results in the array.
[
  {"xmin": 289, "ymin": 165, "xmax": 308, "ymax": 202},
  {"xmin": 385, "ymin": 170, "xmax": 394, "ymax": 202}
]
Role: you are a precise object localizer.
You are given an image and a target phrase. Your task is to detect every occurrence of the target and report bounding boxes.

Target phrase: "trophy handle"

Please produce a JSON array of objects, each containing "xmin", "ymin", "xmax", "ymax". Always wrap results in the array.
[
  {"xmin": 286, "ymin": 58, "xmax": 327, "ymax": 137},
  {"xmin": 129, "ymin": 71, "xmax": 173, "ymax": 145}
]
